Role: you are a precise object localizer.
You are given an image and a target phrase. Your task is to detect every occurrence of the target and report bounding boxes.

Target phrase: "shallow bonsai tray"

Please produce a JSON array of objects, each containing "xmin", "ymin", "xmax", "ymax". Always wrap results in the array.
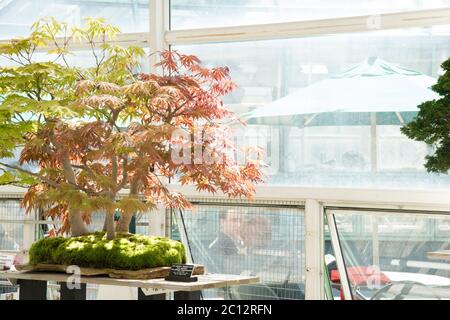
[{"xmin": 14, "ymin": 263, "xmax": 204, "ymax": 280}]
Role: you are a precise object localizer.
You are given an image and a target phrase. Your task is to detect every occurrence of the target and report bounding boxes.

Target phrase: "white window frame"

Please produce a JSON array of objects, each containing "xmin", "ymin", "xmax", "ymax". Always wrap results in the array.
[
  {"xmin": 158, "ymin": 5, "xmax": 450, "ymax": 300},
  {"xmin": 165, "ymin": 7, "xmax": 450, "ymax": 45}
]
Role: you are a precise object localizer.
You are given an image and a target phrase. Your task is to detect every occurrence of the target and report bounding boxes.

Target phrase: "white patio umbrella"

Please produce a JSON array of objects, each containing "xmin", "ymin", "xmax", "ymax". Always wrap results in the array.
[
  {"xmin": 243, "ymin": 57, "xmax": 439, "ymax": 172},
  {"xmin": 245, "ymin": 58, "xmax": 440, "ymax": 267}
]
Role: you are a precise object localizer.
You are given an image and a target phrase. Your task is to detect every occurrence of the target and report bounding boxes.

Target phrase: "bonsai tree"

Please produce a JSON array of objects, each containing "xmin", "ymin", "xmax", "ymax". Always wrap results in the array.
[
  {"xmin": 401, "ymin": 57, "xmax": 450, "ymax": 173},
  {"xmin": 0, "ymin": 18, "xmax": 264, "ymax": 241}
]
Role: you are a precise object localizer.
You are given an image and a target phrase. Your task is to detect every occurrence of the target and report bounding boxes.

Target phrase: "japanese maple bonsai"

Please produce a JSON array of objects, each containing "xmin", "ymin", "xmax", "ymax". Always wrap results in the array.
[{"xmin": 0, "ymin": 18, "xmax": 263, "ymax": 270}]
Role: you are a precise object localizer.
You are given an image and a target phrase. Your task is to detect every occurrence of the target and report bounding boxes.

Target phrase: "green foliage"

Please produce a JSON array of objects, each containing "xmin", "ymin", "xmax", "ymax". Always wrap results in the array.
[
  {"xmin": 116, "ymin": 196, "xmax": 156, "ymax": 214},
  {"xmin": 401, "ymin": 57, "xmax": 450, "ymax": 173},
  {"xmin": 0, "ymin": 171, "xmax": 15, "ymax": 184},
  {"xmin": 0, "ymin": 169, "xmax": 37, "ymax": 186},
  {"xmin": 29, "ymin": 232, "xmax": 187, "ymax": 270},
  {"xmin": 0, "ymin": 17, "xmax": 143, "ymax": 187}
]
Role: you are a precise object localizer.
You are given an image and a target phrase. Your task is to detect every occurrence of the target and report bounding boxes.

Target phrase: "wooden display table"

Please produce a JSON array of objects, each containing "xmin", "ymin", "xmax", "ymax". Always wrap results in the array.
[{"xmin": 0, "ymin": 270, "xmax": 259, "ymax": 300}]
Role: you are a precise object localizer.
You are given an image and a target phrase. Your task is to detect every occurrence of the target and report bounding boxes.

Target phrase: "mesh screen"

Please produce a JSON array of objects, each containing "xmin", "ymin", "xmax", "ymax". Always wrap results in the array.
[{"xmin": 171, "ymin": 202, "xmax": 305, "ymax": 300}]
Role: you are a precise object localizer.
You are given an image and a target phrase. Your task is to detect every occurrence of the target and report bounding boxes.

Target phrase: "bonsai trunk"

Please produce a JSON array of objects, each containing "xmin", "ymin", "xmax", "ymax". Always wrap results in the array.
[
  {"xmin": 102, "ymin": 190, "xmax": 117, "ymax": 240},
  {"xmin": 69, "ymin": 208, "xmax": 89, "ymax": 236},
  {"xmin": 116, "ymin": 211, "xmax": 134, "ymax": 232},
  {"xmin": 103, "ymin": 208, "xmax": 116, "ymax": 240},
  {"xmin": 116, "ymin": 180, "xmax": 139, "ymax": 232},
  {"xmin": 60, "ymin": 150, "xmax": 89, "ymax": 236}
]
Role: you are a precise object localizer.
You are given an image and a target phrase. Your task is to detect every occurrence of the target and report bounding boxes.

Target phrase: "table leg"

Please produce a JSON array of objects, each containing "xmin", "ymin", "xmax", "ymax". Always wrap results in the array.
[
  {"xmin": 138, "ymin": 288, "xmax": 166, "ymax": 300},
  {"xmin": 18, "ymin": 279, "xmax": 47, "ymax": 300},
  {"xmin": 59, "ymin": 282, "xmax": 87, "ymax": 300},
  {"xmin": 174, "ymin": 290, "xmax": 201, "ymax": 300}
]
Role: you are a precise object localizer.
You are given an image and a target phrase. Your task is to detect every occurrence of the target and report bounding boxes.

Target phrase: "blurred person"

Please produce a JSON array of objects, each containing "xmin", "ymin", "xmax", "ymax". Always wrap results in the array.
[
  {"xmin": 238, "ymin": 215, "xmax": 305, "ymax": 300},
  {"xmin": 207, "ymin": 208, "xmax": 251, "ymax": 281},
  {"xmin": 240, "ymin": 216, "xmax": 272, "ymax": 252},
  {"xmin": 208, "ymin": 209, "xmax": 244, "ymax": 256}
]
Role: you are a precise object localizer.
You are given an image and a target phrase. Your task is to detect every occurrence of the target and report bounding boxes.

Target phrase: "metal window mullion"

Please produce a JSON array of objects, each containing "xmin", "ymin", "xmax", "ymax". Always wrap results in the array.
[
  {"xmin": 166, "ymin": 7, "xmax": 450, "ymax": 45},
  {"xmin": 149, "ymin": 0, "xmax": 170, "ymax": 70},
  {"xmin": 149, "ymin": 203, "xmax": 166, "ymax": 237},
  {"xmin": 21, "ymin": 208, "xmax": 37, "ymax": 264},
  {"xmin": 145, "ymin": 0, "xmax": 170, "ymax": 237},
  {"xmin": 304, "ymin": 199, "xmax": 324, "ymax": 300},
  {"xmin": 0, "ymin": 7, "xmax": 449, "ymax": 50},
  {"xmin": 0, "ymin": 32, "xmax": 150, "ymax": 52},
  {"xmin": 325, "ymin": 206, "xmax": 450, "ymax": 217},
  {"xmin": 166, "ymin": 185, "xmax": 450, "ymax": 209},
  {"xmin": 326, "ymin": 211, "xmax": 352, "ymax": 300},
  {"xmin": 174, "ymin": 209, "xmax": 193, "ymax": 264}
]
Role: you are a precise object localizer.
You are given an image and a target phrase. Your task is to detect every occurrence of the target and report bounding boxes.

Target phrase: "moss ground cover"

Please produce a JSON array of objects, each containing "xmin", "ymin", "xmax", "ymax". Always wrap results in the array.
[{"xmin": 29, "ymin": 232, "xmax": 186, "ymax": 270}]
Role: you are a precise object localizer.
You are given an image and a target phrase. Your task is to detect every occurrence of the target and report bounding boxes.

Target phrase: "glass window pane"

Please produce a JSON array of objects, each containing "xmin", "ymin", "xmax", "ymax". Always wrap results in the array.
[
  {"xmin": 0, "ymin": 200, "xmax": 24, "ymax": 251},
  {"xmin": 171, "ymin": 0, "xmax": 450, "ymax": 29},
  {"xmin": 173, "ymin": 204, "xmax": 305, "ymax": 300},
  {"xmin": 174, "ymin": 25, "xmax": 450, "ymax": 189},
  {"xmin": 0, "ymin": 0, "xmax": 149, "ymax": 39},
  {"xmin": 325, "ymin": 218, "xmax": 343, "ymax": 300},
  {"xmin": 331, "ymin": 210, "xmax": 450, "ymax": 300}
]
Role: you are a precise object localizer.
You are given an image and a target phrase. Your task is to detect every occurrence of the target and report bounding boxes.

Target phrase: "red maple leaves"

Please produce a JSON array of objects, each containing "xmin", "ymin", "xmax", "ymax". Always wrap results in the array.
[{"xmin": 20, "ymin": 50, "xmax": 264, "ymax": 237}]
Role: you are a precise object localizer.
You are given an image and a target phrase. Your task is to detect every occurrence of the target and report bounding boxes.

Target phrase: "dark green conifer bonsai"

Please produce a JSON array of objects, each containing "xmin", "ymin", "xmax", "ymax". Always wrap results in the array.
[{"xmin": 401, "ymin": 58, "xmax": 450, "ymax": 173}]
